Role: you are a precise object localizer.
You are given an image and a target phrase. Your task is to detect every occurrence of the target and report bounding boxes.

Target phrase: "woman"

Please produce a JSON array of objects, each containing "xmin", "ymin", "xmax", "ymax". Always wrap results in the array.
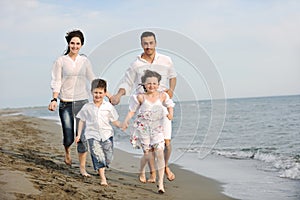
[{"xmin": 48, "ymin": 29, "xmax": 95, "ymax": 177}]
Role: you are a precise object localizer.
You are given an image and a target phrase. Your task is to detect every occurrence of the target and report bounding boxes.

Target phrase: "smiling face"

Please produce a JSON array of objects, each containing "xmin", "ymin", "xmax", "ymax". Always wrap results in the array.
[
  {"xmin": 68, "ymin": 37, "xmax": 82, "ymax": 55},
  {"xmin": 141, "ymin": 36, "xmax": 156, "ymax": 57},
  {"xmin": 144, "ymin": 76, "xmax": 159, "ymax": 93},
  {"xmin": 92, "ymin": 87, "xmax": 106, "ymax": 104}
]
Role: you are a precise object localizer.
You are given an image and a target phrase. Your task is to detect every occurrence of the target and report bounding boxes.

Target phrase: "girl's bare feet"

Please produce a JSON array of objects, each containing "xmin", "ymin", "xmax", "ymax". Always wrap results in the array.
[
  {"xmin": 147, "ymin": 171, "xmax": 156, "ymax": 183},
  {"xmin": 157, "ymin": 182, "xmax": 165, "ymax": 194},
  {"xmin": 139, "ymin": 173, "xmax": 146, "ymax": 183}
]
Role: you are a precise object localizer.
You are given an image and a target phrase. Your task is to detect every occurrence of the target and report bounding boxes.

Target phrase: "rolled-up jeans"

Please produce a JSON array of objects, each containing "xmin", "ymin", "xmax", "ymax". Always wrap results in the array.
[{"xmin": 59, "ymin": 99, "xmax": 88, "ymax": 153}]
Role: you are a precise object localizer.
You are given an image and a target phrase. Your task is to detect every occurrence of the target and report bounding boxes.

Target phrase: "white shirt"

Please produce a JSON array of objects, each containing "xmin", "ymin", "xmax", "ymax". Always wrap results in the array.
[
  {"xmin": 118, "ymin": 52, "xmax": 177, "ymax": 95},
  {"xmin": 76, "ymin": 100, "xmax": 119, "ymax": 142},
  {"xmin": 51, "ymin": 54, "xmax": 95, "ymax": 101}
]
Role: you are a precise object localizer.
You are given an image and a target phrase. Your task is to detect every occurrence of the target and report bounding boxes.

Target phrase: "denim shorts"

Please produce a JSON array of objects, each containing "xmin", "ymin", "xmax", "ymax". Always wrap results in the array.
[
  {"xmin": 88, "ymin": 137, "xmax": 113, "ymax": 171},
  {"xmin": 59, "ymin": 99, "xmax": 88, "ymax": 153}
]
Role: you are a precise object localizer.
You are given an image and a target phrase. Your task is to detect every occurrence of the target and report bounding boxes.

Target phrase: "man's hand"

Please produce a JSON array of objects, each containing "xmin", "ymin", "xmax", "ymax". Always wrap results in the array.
[
  {"xmin": 110, "ymin": 95, "xmax": 121, "ymax": 105},
  {"xmin": 110, "ymin": 89, "xmax": 126, "ymax": 105},
  {"xmin": 165, "ymin": 89, "xmax": 173, "ymax": 99}
]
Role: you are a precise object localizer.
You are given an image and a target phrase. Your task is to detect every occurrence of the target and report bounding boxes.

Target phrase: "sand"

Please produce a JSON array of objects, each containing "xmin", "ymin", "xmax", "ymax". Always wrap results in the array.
[{"xmin": 0, "ymin": 109, "xmax": 237, "ymax": 200}]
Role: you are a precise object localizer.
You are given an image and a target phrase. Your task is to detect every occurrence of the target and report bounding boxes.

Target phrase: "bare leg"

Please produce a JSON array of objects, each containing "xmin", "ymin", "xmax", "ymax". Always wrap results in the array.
[
  {"xmin": 164, "ymin": 139, "xmax": 175, "ymax": 181},
  {"xmin": 155, "ymin": 148, "xmax": 165, "ymax": 193},
  {"xmin": 147, "ymin": 150, "xmax": 156, "ymax": 183},
  {"xmin": 64, "ymin": 146, "xmax": 72, "ymax": 166},
  {"xmin": 139, "ymin": 151, "xmax": 150, "ymax": 183},
  {"xmin": 78, "ymin": 152, "xmax": 90, "ymax": 177},
  {"xmin": 99, "ymin": 167, "xmax": 107, "ymax": 186}
]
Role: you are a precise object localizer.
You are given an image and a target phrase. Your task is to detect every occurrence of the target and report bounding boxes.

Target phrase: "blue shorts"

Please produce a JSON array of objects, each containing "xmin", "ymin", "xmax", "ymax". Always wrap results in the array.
[{"xmin": 88, "ymin": 137, "xmax": 113, "ymax": 171}]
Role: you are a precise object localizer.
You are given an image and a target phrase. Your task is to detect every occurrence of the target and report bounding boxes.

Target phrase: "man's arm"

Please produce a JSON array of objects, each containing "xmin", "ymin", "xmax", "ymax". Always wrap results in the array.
[
  {"xmin": 110, "ymin": 88, "xmax": 126, "ymax": 105},
  {"xmin": 110, "ymin": 65, "xmax": 136, "ymax": 105},
  {"xmin": 166, "ymin": 77, "xmax": 176, "ymax": 98}
]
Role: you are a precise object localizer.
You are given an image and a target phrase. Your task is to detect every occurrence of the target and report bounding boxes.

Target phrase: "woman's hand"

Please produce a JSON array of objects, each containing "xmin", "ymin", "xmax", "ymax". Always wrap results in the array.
[
  {"xmin": 48, "ymin": 101, "xmax": 57, "ymax": 111},
  {"xmin": 75, "ymin": 136, "xmax": 81, "ymax": 143}
]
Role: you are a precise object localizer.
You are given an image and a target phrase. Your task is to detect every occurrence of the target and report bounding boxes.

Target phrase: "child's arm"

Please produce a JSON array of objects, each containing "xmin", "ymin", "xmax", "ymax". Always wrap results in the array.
[
  {"xmin": 121, "ymin": 94, "xmax": 142, "ymax": 131},
  {"xmin": 75, "ymin": 119, "xmax": 85, "ymax": 143},
  {"xmin": 112, "ymin": 120, "xmax": 122, "ymax": 128},
  {"xmin": 122, "ymin": 111, "xmax": 135, "ymax": 131},
  {"xmin": 167, "ymin": 107, "xmax": 174, "ymax": 120},
  {"xmin": 162, "ymin": 92, "xmax": 175, "ymax": 120}
]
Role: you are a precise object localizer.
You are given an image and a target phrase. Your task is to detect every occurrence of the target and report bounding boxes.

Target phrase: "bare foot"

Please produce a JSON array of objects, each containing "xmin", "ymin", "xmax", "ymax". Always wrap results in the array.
[
  {"xmin": 80, "ymin": 169, "xmax": 91, "ymax": 177},
  {"xmin": 157, "ymin": 183, "xmax": 165, "ymax": 194},
  {"xmin": 139, "ymin": 173, "xmax": 146, "ymax": 183},
  {"xmin": 64, "ymin": 154, "xmax": 72, "ymax": 166},
  {"xmin": 147, "ymin": 171, "xmax": 156, "ymax": 183},
  {"xmin": 165, "ymin": 167, "xmax": 175, "ymax": 181},
  {"xmin": 158, "ymin": 188, "xmax": 165, "ymax": 194},
  {"xmin": 100, "ymin": 178, "xmax": 108, "ymax": 186}
]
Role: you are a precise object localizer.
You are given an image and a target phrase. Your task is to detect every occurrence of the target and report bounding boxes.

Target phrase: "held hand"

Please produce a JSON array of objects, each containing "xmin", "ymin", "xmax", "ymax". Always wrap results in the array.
[
  {"xmin": 165, "ymin": 89, "xmax": 173, "ymax": 99},
  {"xmin": 110, "ymin": 95, "xmax": 121, "ymax": 105},
  {"xmin": 121, "ymin": 122, "xmax": 129, "ymax": 131},
  {"xmin": 75, "ymin": 136, "xmax": 80, "ymax": 143},
  {"xmin": 48, "ymin": 101, "xmax": 57, "ymax": 111}
]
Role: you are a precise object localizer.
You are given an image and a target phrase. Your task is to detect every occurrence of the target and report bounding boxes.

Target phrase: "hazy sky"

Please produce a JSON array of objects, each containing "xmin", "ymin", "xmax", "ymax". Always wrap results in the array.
[{"xmin": 1, "ymin": 0, "xmax": 299, "ymax": 108}]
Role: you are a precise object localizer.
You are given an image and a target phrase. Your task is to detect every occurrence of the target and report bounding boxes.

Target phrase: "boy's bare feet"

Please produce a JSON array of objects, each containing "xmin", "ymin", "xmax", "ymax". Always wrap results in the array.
[
  {"xmin": 100, "ymin": 179, "xmax": 108, "ymax": 186},
  {"xmin": 165, "ymin": 167, "xmax": 175, "ymax": 181},
  {"xmin": 139, "ymin": 173, "xmax": 146, "ymax": 183}
]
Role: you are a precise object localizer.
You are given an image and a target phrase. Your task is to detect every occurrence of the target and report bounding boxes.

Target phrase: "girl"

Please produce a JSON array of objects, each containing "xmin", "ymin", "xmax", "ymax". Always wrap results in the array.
[{"xmin": 122, "ymin": 70, "xmax": 174, "ymax": 194}]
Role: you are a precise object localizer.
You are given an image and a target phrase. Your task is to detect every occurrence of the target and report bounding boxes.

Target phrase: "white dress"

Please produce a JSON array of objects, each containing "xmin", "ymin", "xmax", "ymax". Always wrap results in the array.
[{"xmin": 130, "ymin": 92, "xmax": 174, "ymax": 150}]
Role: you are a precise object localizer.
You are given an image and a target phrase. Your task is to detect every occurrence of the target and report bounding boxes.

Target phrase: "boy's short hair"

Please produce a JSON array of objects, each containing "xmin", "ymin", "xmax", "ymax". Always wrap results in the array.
[{"xmin": 91, "ymin": 79, "xmax": 107, "ymax": 92}]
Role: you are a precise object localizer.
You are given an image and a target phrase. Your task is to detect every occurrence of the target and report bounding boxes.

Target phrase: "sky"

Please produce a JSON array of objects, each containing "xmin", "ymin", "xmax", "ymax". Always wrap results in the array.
[{"xmin": 0, "ymin": 0, "xmax": 299, "ymax": 108}]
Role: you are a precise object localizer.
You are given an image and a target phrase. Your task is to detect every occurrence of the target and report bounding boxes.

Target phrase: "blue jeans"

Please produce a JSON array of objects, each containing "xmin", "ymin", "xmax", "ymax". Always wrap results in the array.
[
  {"xmin": 88, "ymin": 137, "xmax": 114, "ymax": 170},
  {"xmin": 59, "ymin": 99, "xmax": 88, "ymax": 153}
]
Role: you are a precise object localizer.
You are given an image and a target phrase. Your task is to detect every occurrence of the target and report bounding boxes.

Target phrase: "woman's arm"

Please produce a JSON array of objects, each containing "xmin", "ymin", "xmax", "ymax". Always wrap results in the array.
[
  {"xmin": 48, "ymin": 92, "xmax": 59, "ymax": 111},
  {"xmin": 75, "ymin": 120, "xmax": 85, "ymax": 143}
]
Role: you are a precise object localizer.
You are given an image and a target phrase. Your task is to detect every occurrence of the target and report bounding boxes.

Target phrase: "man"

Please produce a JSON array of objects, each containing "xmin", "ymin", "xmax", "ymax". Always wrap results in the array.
[{"xmin": 110, "ymin": 31, "xmax": 177, "ymax": 182}]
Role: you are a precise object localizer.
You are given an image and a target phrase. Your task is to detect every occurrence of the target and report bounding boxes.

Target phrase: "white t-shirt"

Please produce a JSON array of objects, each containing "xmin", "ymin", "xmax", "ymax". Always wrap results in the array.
[
  {"xmin": 76, "ymin": 100, "xmax": 119, "ymax": 141},
  {"xmin": 118, "ymin": 52, "xmax": 177, "ymax": 95}
]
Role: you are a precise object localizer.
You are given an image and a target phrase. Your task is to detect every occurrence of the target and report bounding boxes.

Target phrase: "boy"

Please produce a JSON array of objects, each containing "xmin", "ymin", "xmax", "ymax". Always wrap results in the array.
[{"xmin": 76, "ymin": 78, "xmax": 121, "ymax": 186}]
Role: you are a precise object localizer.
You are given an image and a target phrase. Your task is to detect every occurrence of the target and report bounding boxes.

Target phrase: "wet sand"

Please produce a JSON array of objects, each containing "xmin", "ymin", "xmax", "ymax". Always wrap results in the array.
[{"xmin": 0, "ymin": 110, "xmax": 236, "ymax": 200}]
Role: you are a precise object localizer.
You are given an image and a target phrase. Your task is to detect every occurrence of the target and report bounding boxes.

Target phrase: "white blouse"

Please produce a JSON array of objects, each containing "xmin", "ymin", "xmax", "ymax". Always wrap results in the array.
[{"xmin": 51, "ymin": 54, "xmax": 95, "ymax": 101}]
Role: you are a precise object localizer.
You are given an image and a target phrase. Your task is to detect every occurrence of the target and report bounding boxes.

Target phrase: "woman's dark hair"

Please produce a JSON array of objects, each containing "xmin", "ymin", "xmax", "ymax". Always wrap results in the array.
[
  {"xmin": 64, "ymin": 30, "xmax": 85, "ymax": 55},
  {"xmin": 91, "ymin": 79, "xmax": 107, "ymax": 92}
]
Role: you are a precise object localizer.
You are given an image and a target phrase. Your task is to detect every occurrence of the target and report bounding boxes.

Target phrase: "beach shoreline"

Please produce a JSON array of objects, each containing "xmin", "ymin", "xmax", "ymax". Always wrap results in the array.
[{"xmin": 0, "ymin": 110, "xmax": 236, "ymax": 200}]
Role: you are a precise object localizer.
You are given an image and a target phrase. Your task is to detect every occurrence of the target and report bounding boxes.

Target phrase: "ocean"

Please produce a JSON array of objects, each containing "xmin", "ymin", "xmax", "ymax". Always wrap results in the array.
[{"xmin": 21, "ymin": 95, "xmax": 300, "ymax": 200}]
